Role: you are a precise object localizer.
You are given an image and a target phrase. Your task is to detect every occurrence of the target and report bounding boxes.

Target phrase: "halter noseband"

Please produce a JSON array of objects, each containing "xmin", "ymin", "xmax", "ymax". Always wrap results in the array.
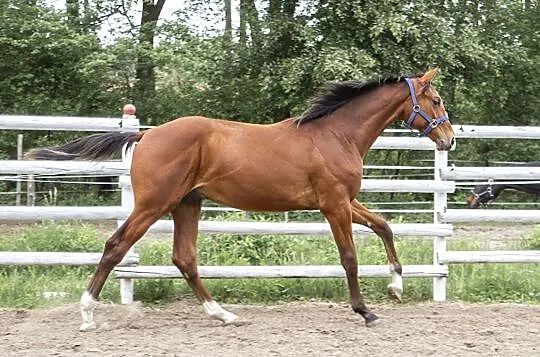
[
  {"xmin": 404, "ymin": 78, "xmax": 449, "ymax": 137},
  {"xmin": 472, "ymin": 179, "xmax": 495, "ymax": 201}
]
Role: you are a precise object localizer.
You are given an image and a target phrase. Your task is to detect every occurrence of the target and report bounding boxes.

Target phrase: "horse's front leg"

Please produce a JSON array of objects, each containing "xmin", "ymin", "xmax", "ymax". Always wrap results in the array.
[
  {"xmin": 322, "ymin": 201, "xmax": 378, "ymax": 327},
  {"xmin": 351, "ymin": 199, "xmax": 403, "ymax": 302}
]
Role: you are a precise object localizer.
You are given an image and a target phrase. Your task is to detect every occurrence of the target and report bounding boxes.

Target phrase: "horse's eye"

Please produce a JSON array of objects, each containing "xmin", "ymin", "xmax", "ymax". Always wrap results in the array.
[{"xmin": 433, "ymin": 98, "xmax": 441, "ymax": 106}]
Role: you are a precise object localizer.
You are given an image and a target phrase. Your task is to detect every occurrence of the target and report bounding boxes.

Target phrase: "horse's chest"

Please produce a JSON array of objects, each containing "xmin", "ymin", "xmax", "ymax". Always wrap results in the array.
[
  {"xmin": 312, "ymin": 161, "xmax": 363, "ymax": 199},
  {"xmin": 341, "ymin": 170, "xmax": 363, "ymax": 198}
]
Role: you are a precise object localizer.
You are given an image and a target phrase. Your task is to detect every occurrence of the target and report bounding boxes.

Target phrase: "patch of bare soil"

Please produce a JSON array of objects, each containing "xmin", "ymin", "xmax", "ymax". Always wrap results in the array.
[
  {"xmin": 1, "ymin": 300, "xmax": 538, "ymax": 357},
  {"xmin": 450, "ymin": 223, "xmax": 535, "ymax": 248}
]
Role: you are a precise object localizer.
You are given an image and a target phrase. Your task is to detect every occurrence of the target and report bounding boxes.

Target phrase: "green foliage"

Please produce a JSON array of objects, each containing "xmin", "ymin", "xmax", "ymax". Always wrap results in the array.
[
  {"xmin": 446, "ymin": 237, "xmax": 540, "ymax": 302},
  {"xmin": 0, "ymin": 221, "xmax": 103, "ymax": 252},
  {"xmin": 0, "ymin": 1, "xmax": 101, "ymax": 114},
  {"xmin": 0, "ymin": 1, "xmax": 538, "ymax": 127},
  {"xmin": 0, "ymin": 222, "xmax": 121, "ymax": 307},
  {"xmin": 522, "ymin": 226, "xmax": 540, "ymax": 250}
]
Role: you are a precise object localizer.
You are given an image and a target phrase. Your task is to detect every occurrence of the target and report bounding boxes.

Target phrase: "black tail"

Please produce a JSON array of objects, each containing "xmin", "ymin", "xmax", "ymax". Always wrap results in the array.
[{"xmin": 24, "ymin": 131, "xmax": 145, "ymax": 161}]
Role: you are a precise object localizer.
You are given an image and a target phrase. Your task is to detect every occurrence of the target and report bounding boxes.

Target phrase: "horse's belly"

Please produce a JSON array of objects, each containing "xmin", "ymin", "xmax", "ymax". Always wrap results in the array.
[{"xmin": 198, "ymin": 178, "xmax": 317, "ymax": 212}]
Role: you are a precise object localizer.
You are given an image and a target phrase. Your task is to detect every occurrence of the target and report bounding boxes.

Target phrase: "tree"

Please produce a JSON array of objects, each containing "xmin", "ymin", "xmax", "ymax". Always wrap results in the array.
[
  {"xmin": 66, "ymin": 0, "xmax": 81, "ymax": 30},
  {"xmin": 135, "ymin": 0, "xmax": 166, "ymax": 123},
  {"xmin": 223, "ymin": 0, "xmax": 232, "ymax": 42}
]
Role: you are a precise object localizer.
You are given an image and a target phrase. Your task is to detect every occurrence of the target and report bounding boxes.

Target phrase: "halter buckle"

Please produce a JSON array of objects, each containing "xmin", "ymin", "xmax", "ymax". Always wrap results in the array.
[
  {"xmin": 487, "ymin": 178, "xmax": 494, "ymax": 198},
  {"xmin": 413, "ymin": 104, "xmax": 421, "ymax": 113}
]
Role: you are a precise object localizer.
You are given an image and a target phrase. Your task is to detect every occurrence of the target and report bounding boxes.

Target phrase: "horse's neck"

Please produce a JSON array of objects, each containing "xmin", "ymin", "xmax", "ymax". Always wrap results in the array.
[
  {"xmin": 491, "ymin": 184, "xmax": 507, "ymax": 196},
  {"xmin": 507, "ymin": 183, "xmax": 540, "ymax": 194},
  {"xmin": 334, "ymin": 84, "xmax": 407, "ymax": 157}
]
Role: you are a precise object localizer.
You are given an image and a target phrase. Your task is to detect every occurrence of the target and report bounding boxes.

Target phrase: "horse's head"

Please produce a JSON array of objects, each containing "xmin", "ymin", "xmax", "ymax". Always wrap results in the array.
[
  {"xmin": 467, "ymin": 183, "xmax": 502, "ymax": 208},
  {"xmin": 403, "ymin": 68, "xmax": 455, "ymax": 151}
]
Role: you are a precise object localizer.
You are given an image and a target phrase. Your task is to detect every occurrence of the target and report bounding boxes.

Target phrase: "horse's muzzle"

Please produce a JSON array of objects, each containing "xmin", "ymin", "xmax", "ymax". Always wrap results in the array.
[
  {"xmin": 436, "ymin": 137, "xmax": 455, "ymax": 151},
  {"xmin": 467, "ymin": 195, "xmax": 479, "ymax": 208}
]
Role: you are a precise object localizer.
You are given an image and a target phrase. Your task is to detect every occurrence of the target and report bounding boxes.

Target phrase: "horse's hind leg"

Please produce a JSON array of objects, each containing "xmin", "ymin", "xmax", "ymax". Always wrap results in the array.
[
  {"xmin": 351, "ymin": 199, "xmax": 403, "ymax": 302},
  {"xmin": 80, "ymin": 205, "xmax": 164, "ymax": 331},
  {"xmin": 170, "ymin": 193, "xmax": 238, "ymax": 325}
]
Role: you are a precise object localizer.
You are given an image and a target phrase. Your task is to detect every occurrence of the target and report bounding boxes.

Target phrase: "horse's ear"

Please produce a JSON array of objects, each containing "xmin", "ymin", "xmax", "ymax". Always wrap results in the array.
[{"xmin": 419, "ymin": 68, "xmax": 439, "ymax": 85}]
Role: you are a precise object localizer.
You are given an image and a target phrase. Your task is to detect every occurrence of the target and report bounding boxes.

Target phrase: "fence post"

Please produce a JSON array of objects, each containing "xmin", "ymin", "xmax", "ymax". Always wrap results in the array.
[
  {"xmin": 433, "ymin": 149, "xmax": 448, "ymax": 301},
  {"xmin": 119, "ymin": 104, "xmax": 137, "ymax": 304},
  {"xmin": 27, "ymin": 174, "xmax": 35, "ymax": 206},
  {"xmin": 16, "ymin": 134, "xmax": 23, "ymax": 206}
]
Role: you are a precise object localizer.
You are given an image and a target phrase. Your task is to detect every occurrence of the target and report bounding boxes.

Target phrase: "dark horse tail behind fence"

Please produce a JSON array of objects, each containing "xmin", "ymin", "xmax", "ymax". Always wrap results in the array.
[{"xmin": 467, "ymin": 161, "xmax": 540, "ymax": 208}]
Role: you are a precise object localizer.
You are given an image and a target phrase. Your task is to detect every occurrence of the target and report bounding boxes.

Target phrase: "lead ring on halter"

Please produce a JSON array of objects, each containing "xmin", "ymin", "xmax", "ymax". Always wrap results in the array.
[{"xmin": 404, "ymin": 78, "xmax": 449, "ymax": 137}]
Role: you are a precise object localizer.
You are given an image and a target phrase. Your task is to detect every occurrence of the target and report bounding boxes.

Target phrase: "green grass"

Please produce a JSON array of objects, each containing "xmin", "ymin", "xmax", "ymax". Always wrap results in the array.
[{"xmin": 0, "ymin": 222, "xmax": 538, "ymax": 308}]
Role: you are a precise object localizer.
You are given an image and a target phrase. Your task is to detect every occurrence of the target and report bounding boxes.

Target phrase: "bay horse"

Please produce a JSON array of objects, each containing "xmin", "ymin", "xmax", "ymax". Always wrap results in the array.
[
  {"xmin": 26, "ymin": 68, "xmax": 455, "ymax": 330},
  {"xmin": 467, "ymin": 162, "xmax": 540, "ymax": 208}
]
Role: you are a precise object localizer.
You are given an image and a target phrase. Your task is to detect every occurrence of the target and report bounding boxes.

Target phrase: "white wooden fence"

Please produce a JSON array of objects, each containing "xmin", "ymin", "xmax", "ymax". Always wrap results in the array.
[
  {"xmin": 0, "ymin": 111, "xmax": 141, "ymax": 295},
  {"xmin": 432, "ymin": 125, "xmax": 540, "ymax": 301},
  {"xmin": 0, "ymin": 115, "xmax": 139, "ymax": 132},
  {"xmin": 0, "ymin": 113, "xmax": 538, "ymax": 304},
  {"xmin": 0, "ymin": 252, "xmax": 139, "ymax": 266}
]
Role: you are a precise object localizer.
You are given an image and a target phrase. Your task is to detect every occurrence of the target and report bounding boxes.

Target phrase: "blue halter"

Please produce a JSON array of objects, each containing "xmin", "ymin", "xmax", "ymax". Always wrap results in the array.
[{"xmin": 404, "ymin": 78, "xmax": 449, "ymax": 137}]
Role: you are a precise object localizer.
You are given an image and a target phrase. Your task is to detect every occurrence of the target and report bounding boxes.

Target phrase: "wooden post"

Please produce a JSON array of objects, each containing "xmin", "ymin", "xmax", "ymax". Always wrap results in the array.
[
  {"xmin": 16, "ymin": 134, "xmax": 23, "ymax": 206},
  {"xmin": 119, "ymin": 104, "xmax": 137, "ymax": 304},
  {"xmin": 27, "ymin": 174, "xmax": 35, "ymax": 206},
  {"xmin": 433, "ymin": 149, "xmax": 448, "ymax": 301}
]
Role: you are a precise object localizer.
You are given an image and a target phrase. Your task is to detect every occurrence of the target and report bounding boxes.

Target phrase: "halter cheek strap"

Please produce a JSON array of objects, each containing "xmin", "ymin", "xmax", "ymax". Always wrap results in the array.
[{"xmin": 404, "ymin": 78, "xmax": 449, "ymax": 137}]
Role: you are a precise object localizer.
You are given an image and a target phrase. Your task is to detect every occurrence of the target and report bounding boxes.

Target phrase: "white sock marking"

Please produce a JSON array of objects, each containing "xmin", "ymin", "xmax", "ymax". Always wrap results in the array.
[
  {"xmin": 388, "ymin": 265, "xmax": 403, "ymax": 294},
  {"xmin": 80, "ymin": 291, "xmax": 97, "ymax": 331},
  {"xmin": 203, "ymin": 300, "xmax": 238, "ymax": 324}
]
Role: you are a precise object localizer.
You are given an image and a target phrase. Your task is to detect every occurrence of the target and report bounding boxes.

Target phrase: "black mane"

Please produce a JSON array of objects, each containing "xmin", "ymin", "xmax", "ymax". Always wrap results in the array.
[{"xmin": 295, "ymin": 75, "xmax": 412, "ymax": 125}]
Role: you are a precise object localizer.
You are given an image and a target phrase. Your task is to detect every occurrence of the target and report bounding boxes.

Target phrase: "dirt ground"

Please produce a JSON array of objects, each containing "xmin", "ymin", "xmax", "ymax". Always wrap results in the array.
[{"xmin": 0, "ymin": 299, "xmax": 538, "ymax": 357}]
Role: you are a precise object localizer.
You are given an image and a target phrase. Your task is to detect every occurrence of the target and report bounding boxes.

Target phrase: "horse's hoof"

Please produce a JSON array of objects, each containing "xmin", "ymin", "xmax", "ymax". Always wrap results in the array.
[
  {"xmin": 79, "ymin": 321, "xmax": 97, "ymax": 332},
  {"xmin": 224, "ymin": 317, "xmax": 250, "ymax": 327},
  {"xmin": 387, "ymin": 284, "xmax": 403, "ymax": 303},
  {"xmin": 364, "ymin": 312, "xmax": 379, "ymax": 328},
  {"xmin": 221, "ymin": 312, "xmax": 240, "ymax": 326}
]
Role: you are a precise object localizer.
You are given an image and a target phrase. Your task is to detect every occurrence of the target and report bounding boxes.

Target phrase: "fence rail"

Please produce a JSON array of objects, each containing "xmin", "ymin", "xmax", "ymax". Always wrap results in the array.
[
  {"xmin": 0, "ymin": 115, "xmax": 139, "ymax": 132},
  {"xmin": 441, "ymin": 167, "xmax": 540, "ymax": 180},
  {"xmin": 0, "ymin": 160, "xmax": 127, "ymax": 175},
  {"xmin": 438, "ymin": 251, "xmax": 540, "ymax": 264},
  {"xmin": 453, "ymin": 125, "xmax": 540, "ymax": 139},
  {"xmin": 0, "ymin": 252, "xmax": 139, "ymax": 266},
  {"xmin": 441, "ymin": 209, "xmax": 540, "ymax": 223},
  {"xmin": 114, "ymin": 264, "xmax": 449, "ymax": 279},
  {"xmin": 143, "ymin": 220, "xmax": 454, "ymax": 237}
]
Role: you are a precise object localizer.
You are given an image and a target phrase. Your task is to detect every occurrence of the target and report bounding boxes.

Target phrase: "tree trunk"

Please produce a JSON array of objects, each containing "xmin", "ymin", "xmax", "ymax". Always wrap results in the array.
[
  {"xmin": 80, "ymin": 0, "xmax": 98, "ymax": 33},
  {"xmin": 268, "ymin": 0, "xmax": 280, "ymax": 19},
  {"xmin": 224, "ymin": 0, "xmax": 232, "ymax": 41},
  {"xmin": 240, "ymin": 0, "xmax": 261, "ymax": 47},
  {"xmin": 135, "ymin": 0, "xmax": 166, "ymax": 115},
  {"xmin": 283, "ymin": 0, "xmax": 297, "ymax": 18},
  {"xmin": 66, "ymin": 0, "xmax": 80, "ymax": 30},
  {"xmin": 239, "ymin": 0, "xmax": 247, "ymax": 45}
]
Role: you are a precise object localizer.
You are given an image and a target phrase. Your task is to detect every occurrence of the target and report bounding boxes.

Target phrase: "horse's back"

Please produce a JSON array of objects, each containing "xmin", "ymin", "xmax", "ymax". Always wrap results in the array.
[{"xmin": 130, "ymin": 116, "xmax": 320, "ymax": 211}]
